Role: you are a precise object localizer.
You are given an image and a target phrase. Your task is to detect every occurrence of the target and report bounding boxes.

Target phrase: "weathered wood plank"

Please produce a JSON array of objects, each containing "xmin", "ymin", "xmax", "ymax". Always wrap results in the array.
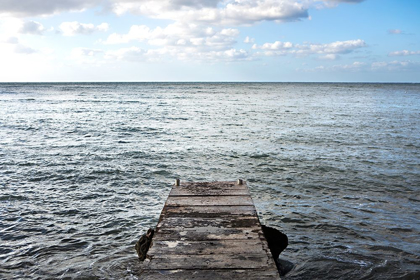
[
  {"xmin": 170, "ymin": 187, "xmax": 250, "ymax": 196},
  {"xmin": 175, "ymin": 181, "xmax": 249, "ymax": 190},
  {"xmin": 145, "ymin": 254, "xmax": 275, "ymax": 270},
  {"xmin": 165, "ymin": 195, "xmax": 254, "ymax": 206},
  {"xmin": 139, "ymin": 269, "xmax": 280, "ymax": 280},
  {"xmin": 153, "ymin": 227, "xmax": 261, "ymax": 241},
  {"xmin": 148, "ymin": 240, "xmax": 264, "ymax": 255},
  {"xmin": 157, "ymin": 216, "xmax": 260, "ymax": 229},
  {"xmin": 162, "ymin": 205, "xmax": 257, "ymax": 217}
]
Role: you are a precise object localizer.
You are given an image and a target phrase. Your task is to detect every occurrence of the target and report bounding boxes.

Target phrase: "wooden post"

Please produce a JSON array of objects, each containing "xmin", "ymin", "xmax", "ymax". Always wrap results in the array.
[
  {"xmin": 175, "ymin": 179, "xmax": 180, "ymax": 186},
  {"xmin": 237, "ymin": 179, "xmax": 243, "ymax": 185}
]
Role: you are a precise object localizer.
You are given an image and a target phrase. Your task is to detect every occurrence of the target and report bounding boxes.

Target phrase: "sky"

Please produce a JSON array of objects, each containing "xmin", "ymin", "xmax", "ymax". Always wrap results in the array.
[{"xmin": 0, "ymin": 0, "xmax": 419, "ymax": 82}]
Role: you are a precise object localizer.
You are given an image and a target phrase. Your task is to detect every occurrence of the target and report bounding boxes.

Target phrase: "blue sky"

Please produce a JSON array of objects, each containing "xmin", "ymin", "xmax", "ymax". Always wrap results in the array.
[{"xmin": 0, "ymin": 0, "xmax": 419, "ymax": 82}]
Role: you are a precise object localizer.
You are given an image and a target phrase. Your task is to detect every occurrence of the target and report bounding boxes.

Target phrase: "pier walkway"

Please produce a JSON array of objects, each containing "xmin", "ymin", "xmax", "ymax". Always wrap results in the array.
[{"xmin": 139, "ymin": 180, "xmax": 280, "ymax": 279}]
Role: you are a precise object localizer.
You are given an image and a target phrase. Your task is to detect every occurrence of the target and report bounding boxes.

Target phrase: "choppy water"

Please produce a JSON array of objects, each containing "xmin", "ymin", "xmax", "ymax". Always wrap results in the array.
[{"xmin": 0, "ymin": 82, "xmax": 419, "ymax": 279}]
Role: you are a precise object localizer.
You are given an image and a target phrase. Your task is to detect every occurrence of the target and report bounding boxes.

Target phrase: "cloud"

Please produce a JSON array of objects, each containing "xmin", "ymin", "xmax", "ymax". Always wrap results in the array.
[
  {"xmin": 320, "ymin": 0, "xmax": 365, "ymax": 8},
  {"xmin": 1, "ymin": 36, "xmax": 19, "ymax": 44},
  {"xmin": 101, "ymin": 44, "xmax": 251, "ymax": 64},
  {"xmin": 389, "ymin": 50, "xmax": 420, "ymax": 56},
  {"xmin": 301, "ymin": 60, "xmax": 420, "ymax": 73},
  {"xmin": 20, "ymin": 21, "xmax": 45, "ymax": 35},
  {"xmin": 70, "ymin": 47, "xmax": 104, "ymax": 64},
  {"xmin": 388, "ymin": 29, "xmax": 403, "ymax": 35},
  {"xmin": 0, "ymin": 0, "xmax": 101, "ymax": 17},
  {"xmin": 319, "ymin": 54, "xmax": 338, "ymax": 60},
  {"xmin": 104, "ymin": 46, "xmax": 147, "ymax": 62},
  {"xmin": 244, "ymin": 36, "xmax": 255, "ymax": 43},
  {"xmin": 0, "ymin": 35, "xmax": 38, "ymax": 54},
  {"xmin": 254, "ymin": 41, "xmax": 293, "ymax": 50},
  {"xmin": 59, "ymin": 22, "xmax": 109, "ymax": 36},
  {"xmin": 0, "ymin": 0, "xmax": 366, "ymax": 28},
  {"xmin": 175, "ymin": 48, "xmax": 251, "ymax": 62},
  {"xmin": 371, "ymin": 60, "xmax": 420, "ymax": 71},
  {"xmin": 103, "ymin": 21, "xmax": 250, "ymax": 63},
  {"xmin": 110, "ymin": 0, "xmax": 309, "ymax": 25},
  {"xmin": 298, "ymin": 61, "xmax": 367, "ymax": 72},
  {"xmin": 105, "ymin": 22, "xmax": 239, "ymax": 51},
  {"xmin": 14, "ymin": 44, "xmax": 37, "ymax": 54},
  {"xmin": 71, "ymin": 48, "xmax": 103, "ymax": 57},
  {"xmin": 253, "ymin": 39, "xmax": 366, "ymax": 58},
  {"xmin": 327, "ymin": 0, "xmax": 365, "ymax": 3},
  {"xmin": 298, "ymin": 39, "xmax": 366, "ymax": 55}
]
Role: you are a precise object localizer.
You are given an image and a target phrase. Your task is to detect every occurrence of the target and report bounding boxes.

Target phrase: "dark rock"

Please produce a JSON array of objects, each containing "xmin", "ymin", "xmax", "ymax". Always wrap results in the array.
[
  {"xmin": 135, "ymin": 228, "xmax": 154, "ymax": 261},
  {"xmin": 261, "ymin": 225, "xmax": 294, "ymax": 275},
  {"xmin": 277, "ymin": 258, "xmax": 295, "ymax": 276},
  {"xmin": 261, "ymin": 225, "xmax": 288, "ymax": 260}
]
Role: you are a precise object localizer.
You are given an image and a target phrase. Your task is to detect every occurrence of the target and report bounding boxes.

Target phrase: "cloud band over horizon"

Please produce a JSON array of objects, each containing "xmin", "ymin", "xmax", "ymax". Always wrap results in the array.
[{"xmin": 0, "ymin": 0, "xmax": 418, "ymax": 82}]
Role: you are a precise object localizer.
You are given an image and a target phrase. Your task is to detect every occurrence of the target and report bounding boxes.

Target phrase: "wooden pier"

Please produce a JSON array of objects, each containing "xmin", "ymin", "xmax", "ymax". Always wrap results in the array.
[{"xmin": 139, "ymin": 180, "xmax": 280, "ymax": 279}]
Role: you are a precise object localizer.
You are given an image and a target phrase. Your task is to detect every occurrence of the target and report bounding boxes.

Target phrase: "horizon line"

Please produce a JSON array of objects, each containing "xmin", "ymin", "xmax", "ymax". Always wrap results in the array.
[{"xmin": 1, "ymin": 81, "xmax": 419, "ymax": 84}]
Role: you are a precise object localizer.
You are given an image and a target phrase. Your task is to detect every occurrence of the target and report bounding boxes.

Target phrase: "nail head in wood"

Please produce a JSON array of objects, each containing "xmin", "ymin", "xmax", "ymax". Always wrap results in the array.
[
  {"xmin": 175, "ymin": 179, "xmax": 180, "ymax": 186},
  {"xmin": 237, "ymin": 179, "xmax": 243, "ymax": 185}
]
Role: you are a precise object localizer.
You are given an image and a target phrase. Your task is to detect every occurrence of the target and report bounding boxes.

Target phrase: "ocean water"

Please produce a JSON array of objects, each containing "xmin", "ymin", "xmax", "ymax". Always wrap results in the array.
[{"xmin": 0, "ymin": 82, "xmax": 419, "ymax": 279}]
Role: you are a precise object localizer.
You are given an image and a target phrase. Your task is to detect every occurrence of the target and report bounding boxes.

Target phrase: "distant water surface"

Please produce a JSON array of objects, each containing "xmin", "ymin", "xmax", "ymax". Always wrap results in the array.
[{"xmin": 0, "ymin": 83, "xmax": 419, "ymax": 279}]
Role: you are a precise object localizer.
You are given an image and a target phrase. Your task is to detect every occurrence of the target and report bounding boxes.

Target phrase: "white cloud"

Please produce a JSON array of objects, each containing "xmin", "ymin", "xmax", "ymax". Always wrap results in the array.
[
  {"xmin": 102, "ymin": 44, "xmax": 251, "ymax": 63},
  {"xmin": 103, "ymin": 20, "xmax": 250, "ymax": 63},
  {"xmin": 388, "ymin": 29, "xmax": 403, "ymax": 35},
  {"xmin": 0, "ymin": 0, "xmax": 101, "ymax": 17},
  {"xmin": 301, "ymin": 60, "xmax": 420, "ymax": 73},
  {"xmin": 105, "ymin": 25, "xmax": 150, "ymax": 44},
  {"xmin": 1, "ymin": 36, "xmax": 19, "ymax": 44},
  {"xmin": 104, "ymin": 46, "xmax": 147, "ymax": 62},
  {"xmin": 389, "ymin": 50, "xmax": 420, "ymax": 56},
  {"xmin": 244, "ymin": 36, "xmax": 255, "ymax": 43},
  {"xmin": 371, "ymin": 60, "xmax": 420, "ymax": 71},
  {"xmin": 69, "ymin": 47, "xmax": 104, "ymax": 64},
  {"xmin": 319, "ymin": 54, "xmax": 338, "ymax": 60},
  {"xmin": 178, "ymin": 48, "xmax": 250, "ymax": 62},
  {"xmin": 253, "ymin": 39, "xmax": 366, "ymax": 58},
  {"xmin": 14, "ymin": 44, "xmax": 37, "ymax": 54},
  {"xmin": 71, "ymin": 48, "xmax": 103, "ymax": 57},
  {"xmin": 20, "ymin": 21, "xmax": 45, "ymax": 35},
  {"xmin": 0, "ymin": 0, "xmax": 366, "ymax": 28},
  {"xmin": 326, "ymin": 0, "xmax": 365, "ymax": 3},
  {"xmin": 321, "ymin": 0, "xmax": 365, "ymax": 8},
  {"xmin": 298, "ymin": 39, "xmax": 366, "ymax": 55},
  {"xmin": 258, "ymin": 41, "xmax": 293, "ymax": 50},
  {"xmin": 299, "ymin": 61, "xmax": 366, "ymax": 72},
  {"xmin": 105, "ymin": 22, "xmax": 239, "ymax": 52},
  {"xmin": 0, "ymin": 35, "xmax": 38, "ymax": 54},
  {"xmin": 59, "ymin": 22, "xmax": 109, "ymax": 36},
  {"xmin": 110, "ymin": 0, "xmax": 309, "ymax": 25}
]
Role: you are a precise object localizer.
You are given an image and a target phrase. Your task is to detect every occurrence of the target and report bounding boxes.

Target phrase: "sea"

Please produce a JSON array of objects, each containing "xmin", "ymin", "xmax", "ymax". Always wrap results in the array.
[{"xmin": 0, "ymin": 82, "xmax": 419, "ymax": 279}]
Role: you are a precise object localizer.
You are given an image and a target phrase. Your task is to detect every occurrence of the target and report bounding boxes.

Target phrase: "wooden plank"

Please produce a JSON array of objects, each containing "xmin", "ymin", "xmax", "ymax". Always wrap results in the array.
[
  {"xmin": 170, "ymin": 181, "xmax": 249, "ymax": 196},
  {"xmin": 162, "ymin": 205, "xmax": 257, "ymax": 217},
  {"xmin": 165, "ymin": 195, "xmax": 254, "ymax": 206},
  {"xmin": 157, "ymin": 216, "xmax": 260, "ymax": 229},
  {"xmin": 148, "ymin": 240, "xmax": 264, "ymax": 255},
  {"xmin": 175, "ymin": 181, "xmax": 249, "ymax": 190},
  {"xmin": 153, "ymin": 227, "xmax": 261, "ymax": 241},
  {"xmin": 170, "ymin": 188, "xmax": 250, "ymax": 196},
  {"xmin": 139, "ymin": 269, "xmax": 280, "ymax": 280},
  {"xmin": 145, "ymin": 254, "xmax": 275, "ymax": 270}
]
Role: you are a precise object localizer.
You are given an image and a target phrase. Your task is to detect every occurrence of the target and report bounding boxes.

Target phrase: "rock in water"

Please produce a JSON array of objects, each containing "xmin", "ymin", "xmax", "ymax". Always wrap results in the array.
[
  {"xmin": 261, "ymin": 225, "xmax": 288, "ymax": 260},
  {"xmin": 277, "ymin": 258, "xmax": 295, "ymax": 276},
  {"xmin": 135, "ymin": 228, "xmax": 154, "ymax": 261},
  {"xmin": 261, "ymin": 225, "xmax": 292, "ymax": 275}
]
